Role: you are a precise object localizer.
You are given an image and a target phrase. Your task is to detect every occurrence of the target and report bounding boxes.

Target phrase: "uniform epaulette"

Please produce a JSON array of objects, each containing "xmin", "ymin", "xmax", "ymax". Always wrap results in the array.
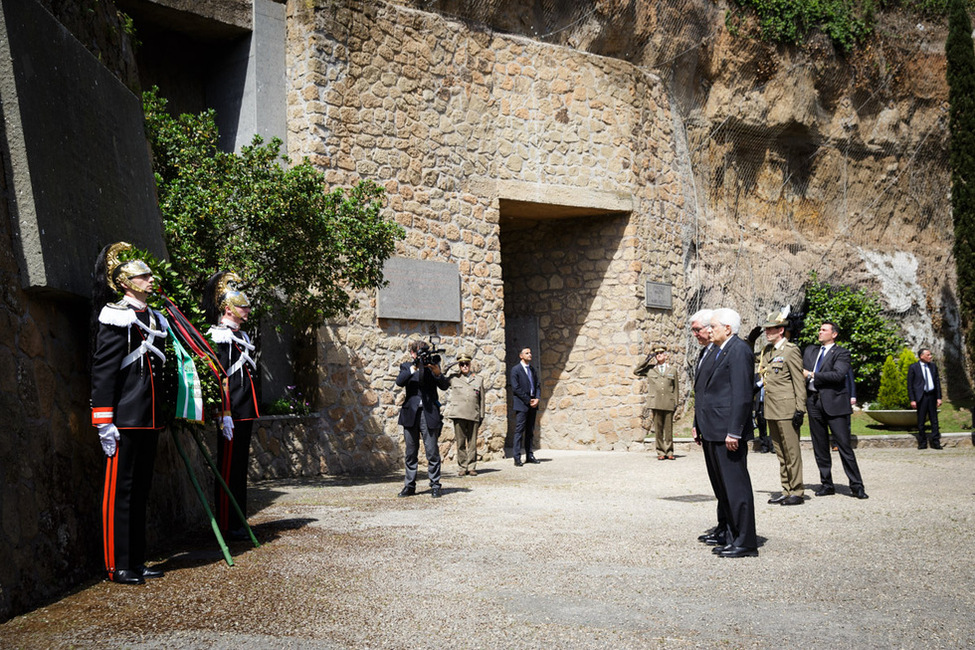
[
  {"xmin": 98, "ymin": 302, "xmax": 137, "ymax": 327},
  {"xmin": 207, "ymin": 325, "xmax": 234, "ymax": 344}
]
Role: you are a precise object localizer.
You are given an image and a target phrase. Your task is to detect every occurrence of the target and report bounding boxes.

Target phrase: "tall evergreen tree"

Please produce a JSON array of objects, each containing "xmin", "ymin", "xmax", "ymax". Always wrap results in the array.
[{"xmin": 947, "ymin": 0, "xmax": 975, "ymax": 367}]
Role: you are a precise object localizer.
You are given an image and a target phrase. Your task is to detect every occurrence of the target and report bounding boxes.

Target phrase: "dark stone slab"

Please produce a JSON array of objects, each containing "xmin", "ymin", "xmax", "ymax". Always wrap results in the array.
[{"xmin": 377, "ymin": 257, "xmax": 461, "ymax": 322}]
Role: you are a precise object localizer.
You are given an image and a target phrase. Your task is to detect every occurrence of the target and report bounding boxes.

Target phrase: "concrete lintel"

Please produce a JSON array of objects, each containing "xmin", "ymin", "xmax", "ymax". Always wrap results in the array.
[
  {"xmin": 116, "ymin": 0, "xmax": 255, "ymax": 40},
  {"xmin": 496, "ymin": 180, "xmax": 632, "ymax": 219}
]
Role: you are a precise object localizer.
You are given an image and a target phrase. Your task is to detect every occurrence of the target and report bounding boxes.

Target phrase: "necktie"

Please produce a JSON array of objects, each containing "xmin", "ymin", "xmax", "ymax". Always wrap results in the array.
[
  {"xmin": 814, "ymin": 346, "xmax": 826, "ymax": 372},
  {"xmin": 697, "ymin": 345, "xmax": 712, "ymax": 370},
  {"xmin": 526, "ymin": 365, "xmax": 534, "ymax": 397}
]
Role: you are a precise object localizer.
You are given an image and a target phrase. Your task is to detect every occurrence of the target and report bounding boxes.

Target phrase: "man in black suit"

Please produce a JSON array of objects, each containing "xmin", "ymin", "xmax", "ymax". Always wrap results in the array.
[
  {"xmin": 510, "ymin": 346, "xmax": 541, "ymax": 466},
  {"xmin": 396, "ymin": 340, "xmax": 451, "ymax": 498},
  {"xmin": 907, "ymin": 348, "xmax": 943, "ymax": 450},
  {"xmin": 694, "ymin": 308, "xmax": 758, "ymax": 558},
  {"xmin": 689, "ymin": 309, "xmax": 730, "ymax": 547},
  {"xmin": 802, "ymin": 322, "xmax": 868, "ymax": 499}
]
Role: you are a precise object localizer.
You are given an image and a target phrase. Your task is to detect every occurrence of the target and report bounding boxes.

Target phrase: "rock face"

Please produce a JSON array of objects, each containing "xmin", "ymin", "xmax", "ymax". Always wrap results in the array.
[{"xmin": 390, "ymin": 0, "xmax": 966, "ymax": 400}]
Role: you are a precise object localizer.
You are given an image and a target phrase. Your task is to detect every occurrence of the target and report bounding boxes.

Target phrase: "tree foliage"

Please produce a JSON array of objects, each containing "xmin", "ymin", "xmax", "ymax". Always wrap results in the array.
[
  {"xmin": 875, "ymin": 347, "xmax": 918, "ymax": 409},
  {"xmin": 947, "ymin": 0, "xmax": 975, "ymax": 370},
  {"xmin": 142, "ymin": 88, "xmax": 404, "ymax": 330},
  {"xmin": 798, "ymin": 272, "xmax": 903, "ymax": 400}
]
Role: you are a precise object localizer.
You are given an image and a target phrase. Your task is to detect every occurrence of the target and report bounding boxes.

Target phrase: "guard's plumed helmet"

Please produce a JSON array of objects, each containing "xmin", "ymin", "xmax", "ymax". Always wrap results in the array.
[
  {"xmin": 204, "ymin": 271, "xmax": 251, "ymax": 323},
  {"xmin": 103, "ymin": 242, "xmax": 152, "ymax": 294}
]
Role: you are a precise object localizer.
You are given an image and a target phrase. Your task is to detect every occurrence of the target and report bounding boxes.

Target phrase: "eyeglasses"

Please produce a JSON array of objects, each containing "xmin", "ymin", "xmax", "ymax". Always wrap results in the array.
[{"xmin": 691, "ymin": 326, "xmax": 710, "ymax": 333}]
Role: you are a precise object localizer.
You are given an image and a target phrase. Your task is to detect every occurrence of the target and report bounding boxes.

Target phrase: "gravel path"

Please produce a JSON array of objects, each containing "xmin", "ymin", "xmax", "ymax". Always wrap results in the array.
[{"xmin": 2, "ymin": 445, "xmax": 974, "ymax": 649}]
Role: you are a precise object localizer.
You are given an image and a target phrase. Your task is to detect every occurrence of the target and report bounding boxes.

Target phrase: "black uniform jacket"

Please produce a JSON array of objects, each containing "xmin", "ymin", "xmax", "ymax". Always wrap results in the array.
[
  {"xmin": 208, "ymin": 324, "xmax": 260, "ymax": 420},
  {"xmin": 91, "ymin": 301, "xmax": 169, "ymax": 429}
]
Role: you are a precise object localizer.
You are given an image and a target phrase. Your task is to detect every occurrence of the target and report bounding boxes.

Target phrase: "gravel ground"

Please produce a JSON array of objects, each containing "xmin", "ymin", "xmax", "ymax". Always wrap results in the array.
[{"xmin": 2, "ymin": 444, "xmax": 974, "ymax": 649}]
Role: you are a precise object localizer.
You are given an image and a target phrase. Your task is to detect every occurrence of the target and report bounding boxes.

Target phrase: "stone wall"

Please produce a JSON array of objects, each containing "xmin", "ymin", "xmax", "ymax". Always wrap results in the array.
[{"xmin": 285, "ymin": 0, "xmax": 689, "ymax": 457}]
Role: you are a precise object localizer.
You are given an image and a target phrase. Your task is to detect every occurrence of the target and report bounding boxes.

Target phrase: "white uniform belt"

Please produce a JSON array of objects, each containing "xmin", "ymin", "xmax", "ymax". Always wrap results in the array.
[
  {"xmin": 227, "ymin": 331, "xmax": 256, "ymax": 377},
  {"xmin": 121, "ymin": 318, "xmax": 167, "ymax": 369}
]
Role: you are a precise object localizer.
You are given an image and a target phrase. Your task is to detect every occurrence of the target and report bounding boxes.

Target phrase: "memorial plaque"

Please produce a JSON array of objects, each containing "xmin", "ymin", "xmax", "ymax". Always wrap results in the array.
[
  {"xmin": 645, "ymin": 281, "xmax": 673, "ymax": 310},
  {"xmin": 378, "ymin": 257, "xmax": 461, "ymax": 322}
]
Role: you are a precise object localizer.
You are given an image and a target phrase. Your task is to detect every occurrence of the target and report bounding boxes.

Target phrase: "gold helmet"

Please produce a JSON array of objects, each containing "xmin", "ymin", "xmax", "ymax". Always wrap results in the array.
[
  {"xmin": 205, "ymin": 271, "xmax": 251, "ymax": 323},
  {"xmin": 105, "ymin": 242, "xmax": 152, "ymax": 294},
  {"xmin": 216, "ymin": 272, "xmax": 250, "ymax": 311}
]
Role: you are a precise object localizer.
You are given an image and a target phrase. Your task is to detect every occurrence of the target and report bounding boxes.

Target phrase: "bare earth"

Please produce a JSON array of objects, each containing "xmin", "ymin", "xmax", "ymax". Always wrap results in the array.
[{"xmin": 2, "ymin": 444, "xmax": 974, "ymax": 649}]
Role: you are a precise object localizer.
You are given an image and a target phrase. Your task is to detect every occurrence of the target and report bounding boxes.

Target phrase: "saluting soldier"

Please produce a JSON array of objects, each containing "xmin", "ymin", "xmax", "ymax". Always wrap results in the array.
[
  {"xmin": 204, "ymin": 271, "xmax": 259, "ymax": 539},
  {"xmin": 444, "ymin": 353, "xmax": 486, "ymax": 476},
  {"xmin": 758, "ymin": 307, "xmax": 806, "ymax": 506},
  {"xmin": 91, "ymin": 242, "xmax": 169, "ymax": 585},
  {"xmin": 635, "ymin": 345, "xmax": 679, "ymax": 460}
]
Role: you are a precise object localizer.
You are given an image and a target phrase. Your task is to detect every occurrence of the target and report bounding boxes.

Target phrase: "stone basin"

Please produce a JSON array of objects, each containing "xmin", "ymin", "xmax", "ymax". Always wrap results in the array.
[{"xmin": 865, "ymin": 409, "xmax": 917, "ymax": 429}]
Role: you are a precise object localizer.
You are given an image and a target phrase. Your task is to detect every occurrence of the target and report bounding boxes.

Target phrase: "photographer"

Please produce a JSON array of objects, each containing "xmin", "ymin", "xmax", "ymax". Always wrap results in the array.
[{"xmin": 396, "ymin": 339, "xmax": 451, "ymax": 498}]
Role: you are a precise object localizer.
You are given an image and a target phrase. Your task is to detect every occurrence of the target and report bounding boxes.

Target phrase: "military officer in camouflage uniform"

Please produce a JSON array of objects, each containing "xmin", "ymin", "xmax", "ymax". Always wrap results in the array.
[
  {"xmin": 444, "ymin": 353, "xmax": 485, "ymax": 476},
  {"xmin": 758, "ymin": 307, "xmax": 806, "ymax": 506},
  {"xmin": 635, "ymin": 345, "xmax": 679, "ymax": 460}
]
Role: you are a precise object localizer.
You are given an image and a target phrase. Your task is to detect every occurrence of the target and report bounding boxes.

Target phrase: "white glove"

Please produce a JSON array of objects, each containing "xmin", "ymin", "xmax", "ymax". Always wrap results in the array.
[
  {"xmin": 221, "ymin": 416, "xmax": 234, "ymax": 441},
  {"xmin": 97, "ymin": 423, "xmax": 119, "ymax": 456}
]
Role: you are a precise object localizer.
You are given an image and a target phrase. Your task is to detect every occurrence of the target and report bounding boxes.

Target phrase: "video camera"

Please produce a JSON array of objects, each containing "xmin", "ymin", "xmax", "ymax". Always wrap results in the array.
[{"xmin": 416, "ymin": 335, "xmax": 446, "ymax": 367}]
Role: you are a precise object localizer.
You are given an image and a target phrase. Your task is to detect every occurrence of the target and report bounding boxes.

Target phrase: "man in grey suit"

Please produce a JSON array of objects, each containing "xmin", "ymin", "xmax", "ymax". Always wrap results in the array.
[
  {"xmin": 694, "ymin": 308, "xmax": 758, "ymax": 558},
  {"xmin": 802, "ymin": 322, "xmax": 868, "ymax": 499},
  {"xmin": 907, "ymin": 348, "xmax": 943, "ymax": 450}
]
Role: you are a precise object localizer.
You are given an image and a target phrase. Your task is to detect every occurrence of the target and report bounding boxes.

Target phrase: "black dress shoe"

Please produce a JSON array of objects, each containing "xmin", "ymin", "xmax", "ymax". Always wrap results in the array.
[
  {"xmin": 138, "ymin": 565, "xmax": 164, "ymax": 579},
  {"xmin": 917, "ymin": 444, "xmax": 928, "ymax": 450},
  {"xmin": 514, "ymin": 458, "xmax": 523, "ymax": 467},
  {"xmin": 931, "ymin": 442, "xmax": 943, "ymax": 450},
  {"xmin": 718, "ymin": 546, "xmax": 759, "ymax": 558},
  {"xmin": 110, "ymin": 569, "xmax": 145, "ymax": 585},
  {"xmin": 701, "ymin": 533, "xmax": 727, "ymax": 546},
  {"xmin": 767, "ymin": 494, "xmax": 786, "ymax": 504},
  {"xmin": 431, "ymin": 487, "xmax": 442, "ymax": 498},
  {"xmin": 526, "ymin": 456, "xmax": 540, "ymax": 464},
  {"xmin": 711, "ymin": 544, "xmax": 730, "ymax": 555},
  {"xmin": 853, "ymin": 487, "xmax": 869, "ymax": 499},
  {"xmin": 697, "ymin": 528, "xmax": 718, "ymax": 542},
  {"xmin": 397, "ymin": 487, "xmax": 416, "ymax": 497},
  {"xmin": 780, "ymin": 495, "xmax": 804, "ymax": 506},
  {"xmin": 226, "ymin": 527, "xmax": 249, "ymax": 541},
  {"xmin": 814, "ymin": 486, "xmax": 835, "ymax": 496}
]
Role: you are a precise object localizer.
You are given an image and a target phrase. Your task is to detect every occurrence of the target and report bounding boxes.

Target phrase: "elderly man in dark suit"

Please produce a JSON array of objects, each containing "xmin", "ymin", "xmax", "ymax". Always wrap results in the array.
[
  {"xmin": 907, "ymin": 347, "xmax": 943, "ymax": 450},
  {"xmin": 694, "ymin": 308, "xmax": 758, "ymax": 558},
  {"xmin": 510, "ymin": 346, "xmax": 541, "ymax": 466},
  {"xmin": 396, "ymin": 339, "xmax": 451, "ymax": 498},
  {"xmin": 802, "ymin": 322, "xmax": 868, "ymax": 499}
]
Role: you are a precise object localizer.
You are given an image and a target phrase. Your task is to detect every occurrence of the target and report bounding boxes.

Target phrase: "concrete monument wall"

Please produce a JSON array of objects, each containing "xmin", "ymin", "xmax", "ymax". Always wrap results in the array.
[{"xmin": 286, "ymin": 0, "xmax": 689, "ymax": 457}]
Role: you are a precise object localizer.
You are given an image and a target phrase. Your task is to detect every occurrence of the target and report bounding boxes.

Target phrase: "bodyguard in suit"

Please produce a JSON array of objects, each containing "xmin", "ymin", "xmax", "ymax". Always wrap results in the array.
[
  {"xmin": 510, "ymin": 346, "xmax": 541, "ymax": 466},
  {"xmin": 445, "ymin": 353, "xmax": 486, "ymax": 475},
  {"xmin": 802, "ymin": 322, "xmax": 868, "ymax": 499},
  {"xmin": 689, "ymin": 309, "xmax": 730, "ymax": 547},
  {"xmin": 634, "ymin": 345, "xmax": 679, "ymax": 459},
  {"xmin": 694, "ymin": 308, "xmax": 758, "ymax": 558},
  {"xmin": 758, "ymin": 308, "xmax": 806, "ymax": 506},
  {"xmin": 396, "ymin": 340, "xmax": 451, "ymax": 498},
  {"xmin": 907, "ymin": 348, "xmax": 943, "ymax": 449}
]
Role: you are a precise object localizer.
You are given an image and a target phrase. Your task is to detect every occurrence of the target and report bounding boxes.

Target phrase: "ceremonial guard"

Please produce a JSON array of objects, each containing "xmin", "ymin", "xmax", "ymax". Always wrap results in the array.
[
  {"xmin": 444, "ymin": 354, "xmax": 486, "ymax": 476},
  {"xmin": 205, "ymin": 272, "xmax": 259, "ymax": 539},
  {"xmin": 634, "ymin": 345, "xmax": 679, "ymax": 460},
  {"xmin": 759, "ymin": 307, "xmax": 806, "ymax": 506},
  {"xmin": 91, "ymin": 242, "xmax": 169, "ymax": 585}
]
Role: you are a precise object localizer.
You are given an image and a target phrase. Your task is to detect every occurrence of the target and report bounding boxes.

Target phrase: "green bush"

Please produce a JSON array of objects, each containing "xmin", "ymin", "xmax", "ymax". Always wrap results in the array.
[
  {"xmin": 142, "ymin": 87, "xmax": 405, "ymax": 331},
  {"xmin": 799, "ymin": 271, "xmax": 903, "ymax": 401},
  {"xmin": 873, "ymin": 348, "xmax": 917, "ymax": 409}
]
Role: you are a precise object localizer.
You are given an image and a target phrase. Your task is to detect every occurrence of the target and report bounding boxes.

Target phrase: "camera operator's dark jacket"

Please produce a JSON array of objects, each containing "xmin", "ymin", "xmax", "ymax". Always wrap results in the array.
[{"xmin": 396, "ymin": 362, "xmax": 451, "ymax": 430}]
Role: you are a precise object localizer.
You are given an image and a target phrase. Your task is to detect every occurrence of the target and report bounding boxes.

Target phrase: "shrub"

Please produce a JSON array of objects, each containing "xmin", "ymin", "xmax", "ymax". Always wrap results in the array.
[
  {"xmin": 799, "ymin": 271, "xmax": 903, "ymax": 401},
  {"xmin": 873, "ymin": 348, "xmax": 918, "ymax": 409}
]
